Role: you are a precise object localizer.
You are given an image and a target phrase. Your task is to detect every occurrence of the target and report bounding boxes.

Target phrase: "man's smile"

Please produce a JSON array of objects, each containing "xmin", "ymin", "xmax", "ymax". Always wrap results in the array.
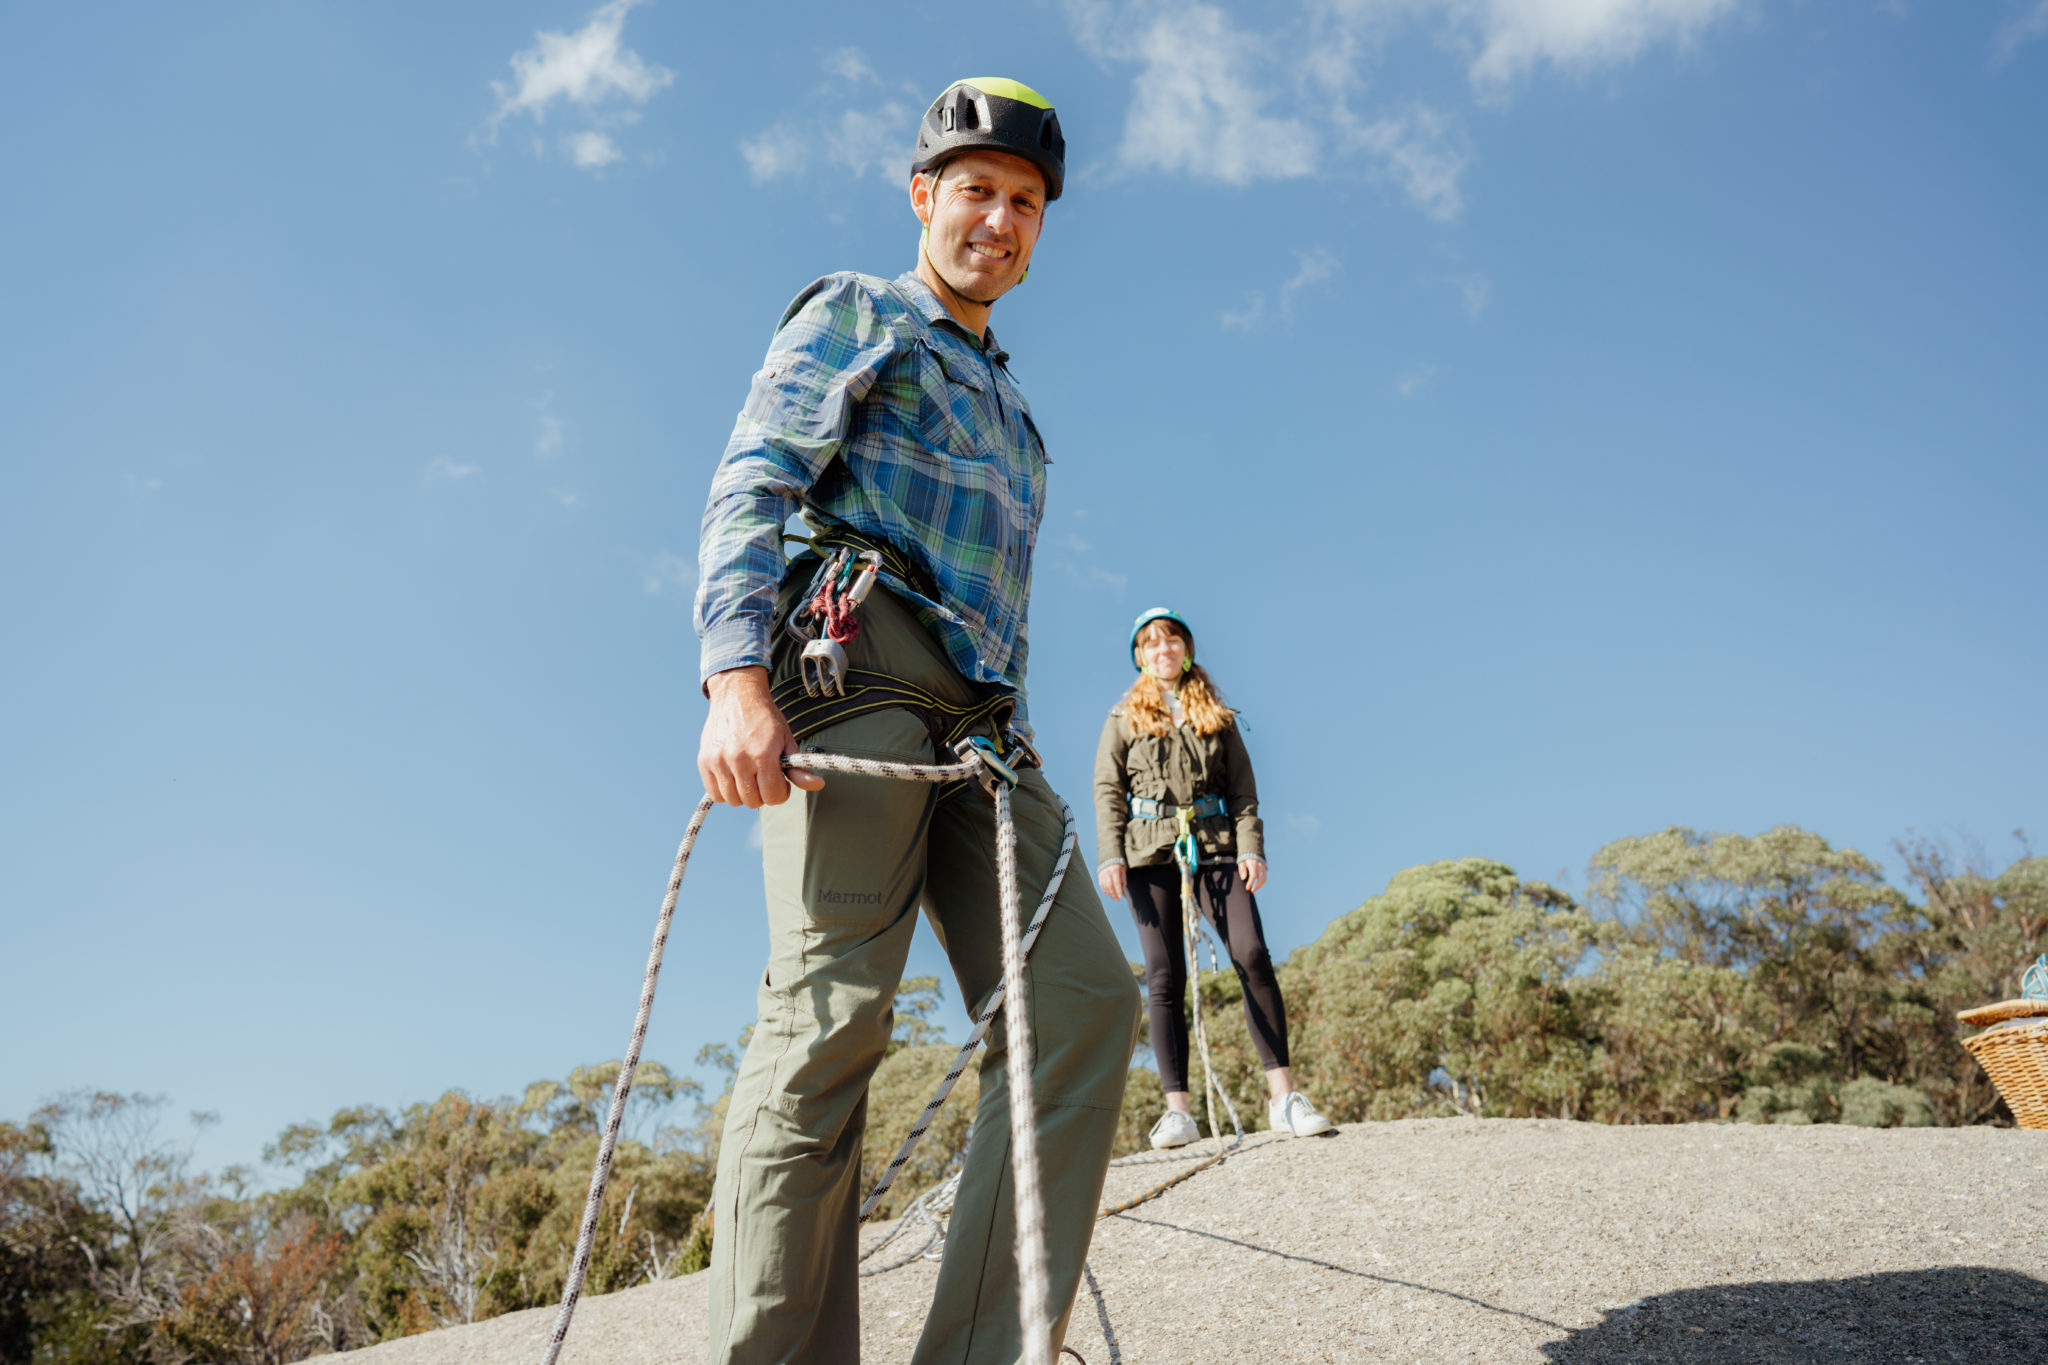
[{"xmin": 968, "ymin": 242, "xmax": 1011, "ymax": 259}]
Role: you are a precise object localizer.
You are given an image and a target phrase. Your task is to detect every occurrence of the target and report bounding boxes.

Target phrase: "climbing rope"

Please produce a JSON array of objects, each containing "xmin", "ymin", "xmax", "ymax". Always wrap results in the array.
[
  {"xmin": 858, "ymin": 800, "xmax": 1074, "ymax": 1223},
  {"xmin": 1175, "ymin": 809, "xmax": 1245, "ymax": 1149},
  {"xmin": 539, "ymin": 743, "xmax": 1067, "ymax": 1365}
]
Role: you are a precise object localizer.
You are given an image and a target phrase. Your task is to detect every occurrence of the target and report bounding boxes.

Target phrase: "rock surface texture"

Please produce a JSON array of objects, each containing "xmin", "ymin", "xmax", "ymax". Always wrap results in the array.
[{"xmin": 308, "ymin": 1117, "xmax": 2048, "ymax": 1363}]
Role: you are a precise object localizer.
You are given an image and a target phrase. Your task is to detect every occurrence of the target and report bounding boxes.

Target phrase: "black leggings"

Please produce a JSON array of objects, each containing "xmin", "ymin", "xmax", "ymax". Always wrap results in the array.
[{"xmin": 1126, "ymin": 864, "xmax": 1290, "ymax": 1094}]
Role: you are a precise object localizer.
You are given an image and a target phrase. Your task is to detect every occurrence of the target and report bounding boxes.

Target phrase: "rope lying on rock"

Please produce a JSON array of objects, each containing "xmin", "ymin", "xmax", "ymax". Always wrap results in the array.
[{"xmin": 539, "ymin": 747, "xmax": 1067, "ymax": 1365}]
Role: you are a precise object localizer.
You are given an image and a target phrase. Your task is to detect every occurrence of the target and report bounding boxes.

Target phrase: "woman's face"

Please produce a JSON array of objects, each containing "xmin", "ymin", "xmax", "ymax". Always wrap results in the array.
[{"xmin": 1138, "ymin": 624, "xmax": 1188, "ymax": 681}]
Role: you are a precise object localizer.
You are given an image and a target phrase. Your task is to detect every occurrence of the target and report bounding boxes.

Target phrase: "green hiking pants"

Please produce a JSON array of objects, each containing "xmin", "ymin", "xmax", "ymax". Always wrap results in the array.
[{"xmin": 708, "ymin": 585, "xmax": 1143, "ymax": 1364}]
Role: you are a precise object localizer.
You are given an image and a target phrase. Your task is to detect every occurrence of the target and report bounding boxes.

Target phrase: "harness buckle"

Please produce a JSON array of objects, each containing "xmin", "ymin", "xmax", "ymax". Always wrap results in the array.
[{"xmin": 954, "ymin": 735, "xmax": 1019, "ymax": 794}]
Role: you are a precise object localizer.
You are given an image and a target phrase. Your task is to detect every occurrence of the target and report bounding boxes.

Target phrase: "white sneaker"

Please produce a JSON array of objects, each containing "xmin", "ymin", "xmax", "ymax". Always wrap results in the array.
[
  {"xmin": 1268, "ymin": 1091, "xmax": 1334, "ymax": 1138},
  {"xmin": 1148, "ymin": 1109, "xmax": 1202, "ymax": 1149}
]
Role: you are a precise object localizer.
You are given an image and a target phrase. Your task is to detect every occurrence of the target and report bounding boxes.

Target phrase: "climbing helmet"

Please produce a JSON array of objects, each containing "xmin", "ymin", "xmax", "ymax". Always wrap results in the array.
[{"xmin": 911, "ymin": 77, "xmax": 1065, "ymax": 201}]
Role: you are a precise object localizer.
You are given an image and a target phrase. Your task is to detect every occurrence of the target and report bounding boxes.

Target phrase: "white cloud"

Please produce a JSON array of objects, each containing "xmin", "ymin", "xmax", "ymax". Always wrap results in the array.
[
  {"xmin": 740, "ymin": 125, "xmax": 810, "ymax": 182},
  {"xmin": 1348, "ymin": 104, "xmax": 1471, "ymax": 220},
  {"xmin": 1075, "ymin": 1, "xmax": 1318, "ymax": 184},
  {"xmin": 536, "ymin": 412, "xmax": 565, "ymax": 458},
  {"xmin": 1287, "ymin": 813, "xmax": 1322, "ymax": 835},
  {"xmin": 642, "ymin": 550, "xmax": 695, "ymax": 595},
  {"xmin": 739, "ymin": 49, "xmax": 914, "ymax": 185},
  {"xmin": 1066, "ymin": 1, "xmax": 1747, "ymax": 214},
  {"xmin": 491, "ymin": 0, "xmax": 672, "ymax": 125},
  {"xmin": 486, "ymin": 0, "xmax": 672, "ymax": 167},
  {"xmin": 1397, "ymin": 363, "xmax": 1439, "ymax": 396},
  {"xmin": 824, "ymin": 47, "xmax": 877, "ymax": 84},
  {"xmin": 1223, "ymin": 248, "xmax": 1339, "ymax": 329},
  {"xmin": 424, "ymin": 456, "xmax": 481, "ymax": 481},
  {"xmin": 828, "ymin": 104, "xmax": 915, "ymax": 180},
  {"xmin": 1995, "ymin": 1, "xmax": 2048, "ymax": 64},
  {"xmin": 548, "ymin": 487, "xmax": 580, "ymax": 507},
  {"xmin": 1452, "ymin": 272, "xmax": 1491, "ymax": 317},
  {"xmin": 1426, "ymin": 0, "xmax": 1745, "ymax": 93},
  {"xmin": 568, "ymin": 130, "xmax": 624, "ymax": 169},
  {"xmin": 1052, "ymin": 532, "xmax": 1130, "ymax": 596},
  {"xmin": 746, "ymin": 813, "xmax": 765, "ymax": 849}
]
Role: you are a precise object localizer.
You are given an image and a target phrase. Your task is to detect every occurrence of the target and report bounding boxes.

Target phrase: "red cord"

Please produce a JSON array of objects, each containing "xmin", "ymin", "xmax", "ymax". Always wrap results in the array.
[{"xmin": 812, "ymin": 582, "xmax": 861, "ymax": 644}]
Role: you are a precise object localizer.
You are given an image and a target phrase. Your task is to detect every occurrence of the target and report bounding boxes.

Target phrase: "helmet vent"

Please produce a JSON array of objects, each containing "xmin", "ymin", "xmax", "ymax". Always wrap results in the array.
[{"xmin": 911, "ymin": 77, "xmax": 1066, "ymax": 202}]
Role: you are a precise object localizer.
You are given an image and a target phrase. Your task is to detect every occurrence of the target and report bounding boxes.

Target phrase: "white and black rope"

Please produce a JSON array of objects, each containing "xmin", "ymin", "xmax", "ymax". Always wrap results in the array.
[
  {"xmin": 993, "ymin": 780, "xmax": 1053, "ymax": 1365},
  {"xmin": 540, "ymin": 793, "xmax": 714, "ymax": 1365},
  {"xmin": 1182, "ymin": 876, "xmax": 1246, "ymax": 1148},
  {"xmin": 540, "ymin": 746, "xmax": 1062, "ymax": 1365},
  {"xmin": 857, "ymin": 800, "xmax": 1076, "ymax": 1225}
]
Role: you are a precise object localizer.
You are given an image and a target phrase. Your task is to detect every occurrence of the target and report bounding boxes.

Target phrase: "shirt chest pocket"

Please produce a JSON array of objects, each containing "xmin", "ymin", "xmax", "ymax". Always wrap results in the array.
[{"xmin": 915, "ymin": 340, "xmax": 996, "ymax": 462}]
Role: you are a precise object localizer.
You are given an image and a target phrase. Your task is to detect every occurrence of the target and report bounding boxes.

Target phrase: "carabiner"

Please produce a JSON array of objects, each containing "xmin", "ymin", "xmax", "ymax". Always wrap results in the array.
[{"xmin": 954, "ymin": 735, "xmax": 1019, "ymax": 794}]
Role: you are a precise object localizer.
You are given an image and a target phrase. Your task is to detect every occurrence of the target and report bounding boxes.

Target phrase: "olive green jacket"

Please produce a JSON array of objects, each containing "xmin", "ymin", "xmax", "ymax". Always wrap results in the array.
[{"xmin": 1093, "ymin": 705, "xmax": 1265, "ymax": 869}]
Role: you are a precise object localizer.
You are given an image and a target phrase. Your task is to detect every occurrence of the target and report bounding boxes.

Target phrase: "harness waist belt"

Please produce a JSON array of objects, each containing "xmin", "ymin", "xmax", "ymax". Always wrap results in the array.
[
  {"xmin": 772, "ymin": 524, "xmax": 1037, "ymax": 773},
  {"xmin": 1128, "ymin": 793, "xmax": 1227, "ymax": 822}
]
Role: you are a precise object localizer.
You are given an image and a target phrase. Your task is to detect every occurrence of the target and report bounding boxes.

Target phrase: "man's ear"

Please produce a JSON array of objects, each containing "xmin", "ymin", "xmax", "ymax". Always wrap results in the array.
[{"xmin": 909, "ymin": 170, "xmax": 932, "ymax": 226}]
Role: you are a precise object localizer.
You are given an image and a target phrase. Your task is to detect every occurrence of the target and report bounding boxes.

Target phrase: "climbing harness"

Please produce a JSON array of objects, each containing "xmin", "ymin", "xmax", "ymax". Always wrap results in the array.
[
  {"xmin": 1125, "ymin": 792, "xmax": 1226, "ymax": 822},
  {"xmin": 786, "ymin": 546, "xmax": 882, "ymax": 697},
  {"xmin": 540, "ymin": 739, "xmax": 1067, "ymax": 1365},
  {"xmin": 771, "ymin": 529, "xmax": 1036, "ymax": 775}
]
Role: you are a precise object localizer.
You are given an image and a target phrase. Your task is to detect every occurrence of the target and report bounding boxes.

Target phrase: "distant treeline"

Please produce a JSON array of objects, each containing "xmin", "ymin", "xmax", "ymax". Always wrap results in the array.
[{"xmin": 4, "ymin": 826, "xmax": 2039, "ymax": 1364}]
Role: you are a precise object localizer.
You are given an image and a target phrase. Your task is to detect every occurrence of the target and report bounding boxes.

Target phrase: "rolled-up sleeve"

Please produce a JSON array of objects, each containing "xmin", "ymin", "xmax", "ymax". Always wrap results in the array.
[{"xmin": 695, "ymin": 275, "xmax": 897, "ymax": 688}]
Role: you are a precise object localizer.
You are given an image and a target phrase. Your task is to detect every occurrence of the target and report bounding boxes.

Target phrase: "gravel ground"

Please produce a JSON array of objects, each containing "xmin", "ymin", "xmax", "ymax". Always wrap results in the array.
[{"xmin": 309, "ymin": 1118, "xmax": 2048, "ymax": 1364}]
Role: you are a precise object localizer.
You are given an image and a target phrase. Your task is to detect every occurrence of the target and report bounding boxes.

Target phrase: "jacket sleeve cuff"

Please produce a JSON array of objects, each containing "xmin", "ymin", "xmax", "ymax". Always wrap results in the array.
[
  {"xmin": 1097, "ymin": 856, "xmax": 1126, "ymax": 869},
  {"xmin": 699, "ymin": 614, "xmax": 775, "ymax": 694}
]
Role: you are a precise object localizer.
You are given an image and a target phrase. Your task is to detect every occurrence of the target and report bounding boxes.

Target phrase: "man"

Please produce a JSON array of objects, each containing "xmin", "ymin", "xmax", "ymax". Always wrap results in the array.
[{"xmin": 693, "ymin": 78, "xmax": 1142, "ymax": 1364}]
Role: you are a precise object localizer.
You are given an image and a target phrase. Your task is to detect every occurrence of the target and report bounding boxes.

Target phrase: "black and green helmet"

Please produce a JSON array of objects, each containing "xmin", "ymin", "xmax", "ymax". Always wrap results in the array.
[{"xmin": 911, "ymin": 77, "xmax": 1065, "ymax": 201}]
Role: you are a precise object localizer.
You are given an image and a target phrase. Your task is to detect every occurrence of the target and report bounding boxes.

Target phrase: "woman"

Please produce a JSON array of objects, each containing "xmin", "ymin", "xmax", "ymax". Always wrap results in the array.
[{"xmin": 1094, "ymin": 607, "xmax": 1333, "ymax": 1148}]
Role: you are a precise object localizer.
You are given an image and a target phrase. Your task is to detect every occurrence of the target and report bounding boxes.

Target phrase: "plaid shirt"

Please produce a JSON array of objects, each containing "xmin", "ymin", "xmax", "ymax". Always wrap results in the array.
[{"xmin": 695, "ymin": 271, "xmax": 1049, "ymax": 731}]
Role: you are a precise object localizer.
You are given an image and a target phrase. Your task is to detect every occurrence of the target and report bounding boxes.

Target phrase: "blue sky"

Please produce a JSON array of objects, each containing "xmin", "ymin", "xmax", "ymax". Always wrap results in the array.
[{"xmin": 4, "ymin": 0, "xmax": 2044, "ymax": 1176}]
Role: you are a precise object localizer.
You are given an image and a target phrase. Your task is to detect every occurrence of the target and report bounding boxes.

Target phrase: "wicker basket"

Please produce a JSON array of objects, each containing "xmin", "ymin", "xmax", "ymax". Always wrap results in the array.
[{"xmin": 1960, "ymin": 1000, "xmax": 2048, "ymax": 1130}]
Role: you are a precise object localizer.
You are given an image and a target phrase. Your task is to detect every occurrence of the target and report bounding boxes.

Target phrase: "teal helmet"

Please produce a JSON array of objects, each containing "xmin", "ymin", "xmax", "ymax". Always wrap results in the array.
[{"xmin": 1128, "ymin": 607, "xmax": 1194, "ymax": 673}]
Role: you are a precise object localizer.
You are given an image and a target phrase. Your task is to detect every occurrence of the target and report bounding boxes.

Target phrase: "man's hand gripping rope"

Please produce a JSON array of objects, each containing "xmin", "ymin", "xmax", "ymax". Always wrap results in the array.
[{"xmin": 541, "ymin": 736, "xmax": 1068, "ymax": 1365}]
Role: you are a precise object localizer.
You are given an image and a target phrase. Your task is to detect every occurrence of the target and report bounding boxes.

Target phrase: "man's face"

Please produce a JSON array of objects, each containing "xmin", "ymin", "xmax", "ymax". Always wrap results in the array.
[{"xmin": 912, "ymin": 150, "xmax": 1047, "ymax": 305}]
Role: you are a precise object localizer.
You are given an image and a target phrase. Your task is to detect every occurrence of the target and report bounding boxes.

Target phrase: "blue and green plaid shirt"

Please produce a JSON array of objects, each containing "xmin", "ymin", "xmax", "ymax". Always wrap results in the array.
[{"xmin": 695, "ymin": 271, "xmax": 1048, "ymax": 731}]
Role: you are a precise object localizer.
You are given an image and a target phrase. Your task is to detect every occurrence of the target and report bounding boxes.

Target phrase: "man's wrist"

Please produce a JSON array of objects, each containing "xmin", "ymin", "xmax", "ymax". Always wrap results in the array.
[{"xmin": 706, "ymin": 665, "xmax": 772, "ymax": 703}]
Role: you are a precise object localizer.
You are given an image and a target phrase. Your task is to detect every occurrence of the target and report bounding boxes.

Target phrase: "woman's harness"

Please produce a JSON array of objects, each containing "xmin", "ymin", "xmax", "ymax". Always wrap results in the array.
[{"xmin": 1127, "ymin": 792, "xmax": 1227, "ymax": 822}]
